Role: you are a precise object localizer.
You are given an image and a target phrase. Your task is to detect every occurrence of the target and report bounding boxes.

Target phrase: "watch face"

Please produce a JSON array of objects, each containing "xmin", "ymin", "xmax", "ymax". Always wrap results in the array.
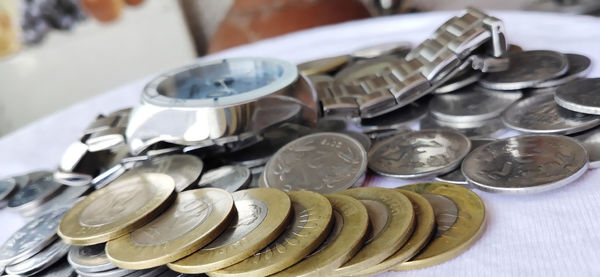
[{"xmin": 143, "ymin": 57, "xmax": 298, "ymax": 107}]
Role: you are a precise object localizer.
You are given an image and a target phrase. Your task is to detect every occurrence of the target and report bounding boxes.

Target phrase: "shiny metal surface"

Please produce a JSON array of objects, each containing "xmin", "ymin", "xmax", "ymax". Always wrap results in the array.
[
  {"xmin": 76, "ymin": 266, "xmax": 136, "ymax": 277},
  {"xmin": 420, "ymin": 115, "xmax": 506, "ymax": 138},
  {"xmin": 350, "ymin": 41, "xmax": 412, "ymax": 59},
  {"xmin": 555, "ymin": 78, "xmax": 600, "ymax": 115},
  {"xmin": 297, "ymin": 56, "xmax": 349, "ymax": 75},
  {"xmin": 434, "ymin": 69, "xmax": 482, "ymax": 94},
  {"xmin": 23, "ymin": 184, "xmax": 91, "ymax": 218},
  {"xmin": 125, "ymin": 154, "xmax": 203, "ymax": 192},
  {"xmin": 356, "ymin": 100, "xmax": 428, "ymax": 133},
  {"xmin": 36, "ymin": 258, "xmax": 76, "ymax": 277},
  {"xmin": 435, "ymin": 138, "xmax": 494, "ymax": 185},
  {"xmin": 533, "ymin": 53, "xmax": 592, "ymax": 88},
  {"xmin": 7, "ymin": 173, "xmax": 61, "ymax": 211},
  {"xmin": 341, "ymin": 131, "xmax": 372, "ymax": 151},
  {"xmin": 462, "ymin": 135, "xmax": 589, "ymax": 194},
  {"xmin": 54, "ymin": 170, "xmax": 92, "ymax": 187},
  {"xmin": 0, "ymin": 177, "xmax": 16, "ymax": 201},
  {"xmin": 573, "ymin": 127, "xmax": 600, "ymax": 168},
  {"xmin": 68, "ymin": 244, "xmax": 116, "ymax": 273},
  {"xmin": 197, "ymin": 165, "xmax": 250, "ymax": 192},
  {"xmin": 59, "ymin": 141, "xmax": 89, "ymax": 172},
  {"xmin": 5, "ymin": 240, "xmax": 70, "ymax": 276}
]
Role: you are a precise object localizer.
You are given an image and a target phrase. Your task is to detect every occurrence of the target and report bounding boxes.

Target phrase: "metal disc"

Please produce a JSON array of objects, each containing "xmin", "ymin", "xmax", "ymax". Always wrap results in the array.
[
  {"xmin": 420, "ymin": 116, "xmax": 506, "ymax": 138},
  {"xmin": 53, "ymin": 170, "xmax": 93, "ymax": 187},
  {"xmin": 7, "ymin": 173, "xmax": 62, "ymax": 212},
  {"xmin": 368, "ymin": 130, "xmax": 471, "ymax": 179},
  {"xmin": 168, "ymin": 188, "xmax": 292, "ymax": 274},
  {"xmin": 68, "ymin": 244, "xmax": 116, "ymax": 273},
  {"xmin": 263, "ymin": 132, "xmax": 367, "ymax": 193},
  {"xmin": 106, "ymin": 188, "xmax": 235, "ymax": 270},
  {"xmin": 35, "ymin": 258, "xmax": 76, "ymax": 277},
  {"xmin": 5, "ymin": 240, "xmax": 70, "ymax": 276},
  {"xmin": 394, "ymin": 182, "xmax": 485, "ymax": 270},
  {"xmin": 23, "ymin": 185, "xmax": 92, "ymax": 218},
  {"xmin": 434, "ymin": 68, "xmax": 482, "ymax": 94},
  {"xmin": 479, "ymin": 50, "xmax": 569, "ymax": 90},
  {"xmin": 502, "ymin": 93, "xmax": 600, "ymax": 134},
  {"xmin": 533, "ymin": 53, "xmax": 592, "ymax": 88},
  {"xmin": 462, "ymin": 135, "xmax": 589, "ymax": 194},
  {"xmin": 435, "ymin": 138, "xmax": 495, "ymax": 185},
  {"xmin": 297, "ymin": 56, "xmax": 349, "ymax": 76},
  {"xmin": 333, "ymin": 187, "xmax": 415, "ymax": 276},
  {"xmin": 58, "ymin": 173, "xmax": 176, "ymax": 245},
  {"xmin": 573, "ymin": 127, "xmax": 600, "ymax": 168},
  {"xmin": 76, "ymin": 266, "xmax": 136, "ymax": 277},
  {"xmin": 0, "ymin": 177, "xmax": 17, "ymax": 201},
  {"xmin": 197, "ymin": 165, "xmax": 251, "ymax": 193},
  {"xmin": 340, "ymin": 131, "xmax": 372, "ymax": 151},
  {"xmin": 357, "ymin": 100, "xmax": 428, "ymax": 133},
  {"xmin": 350, "ymin": 41, "xmax": 411, "ymax": 59},
  {"xmin": 555, "ymin": 78, "xmax": 600, "ymax": 115},
  {"xmin": 125, "ymin": 154, "xmax": 203, "ymax": 192}
]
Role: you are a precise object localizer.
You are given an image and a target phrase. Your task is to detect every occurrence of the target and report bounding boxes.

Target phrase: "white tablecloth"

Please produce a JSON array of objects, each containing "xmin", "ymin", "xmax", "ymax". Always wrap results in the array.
[{"xmin": 2, "ymin": 10, "xmax": 600, "ymax": 277}]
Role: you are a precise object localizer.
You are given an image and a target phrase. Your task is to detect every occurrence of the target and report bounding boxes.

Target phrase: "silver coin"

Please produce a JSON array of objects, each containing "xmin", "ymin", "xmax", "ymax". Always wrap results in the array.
[
  {"xmin": 23, "ymin": 185, "xmax": 91, "ymax": 218},
  {"xmin": 126, "ymin": 154, "xmax": 203, "ymax": 192},
  {"xmin": 420, "ymin": 115, "xmax": 506, "ymax": 138},
  {"xmin": 357, "ymin": 101, "xmax": 428, "ymax": 133},
  {"xmin": 76, "ymin": 266, "xmax": 136, "ymax": 277},
  {"xmin": 350, "ymin": 41, "xmax": 411, "ymax": 59},
  {"xmin": 7, "ymin": 173, "xmax": 62, "ymax": 211},
  {"xmin": 247, "ymin": 167, "xmax": 264, "ymax": 189},
  {"xmin": 533, "ymin": 53, "xmax": 592, "ymax": 88},
  {"xmin": 0, "ymin": 206, "xmax": 69, "ymax": 265},
  {"xmin": 92, "ymin": 164, "xmax": 127, "ymax": 190},
  {"xmin": 368, "ymin": 129, "xmax": 471, "ymax": 179},
  {"xmin": 5, "ymin": 240, "xmax": 70, "ymax": 276},
  {"xmin": 365, "ymin": 126, "xmax": 412, "ymax": 141},
  {"xmin": 263, "ymin": 132, "xmax": 367, "ymax": 193},
  {"xmin": 462, "ymin": 134, "xmax": 589, "ymax": 194},
  {"xmin": 435, "ymin": 138, "xmax": 495, "ymax": 185},
  {"xmin": 197, "ymin": 165, "xmax": 251, "ymax": 192},
  {"xmin": 35, "ymin": 258, "xmax": 76, "ymax": 277},
  {"xmin": 54, "ymin": 170, "xmax": 92, "ymax": 187},
  {"xmin": 434, "ymin": 68, "xmax": 483, "ymax": 94},
  {"xmin": 502, "ymin": 93, "xmax": 600, "ymax": 134},
  {"xmin": 555, "ymin": 78, "xmax": 600, "ymax": 115},
  {"xmin": 138, "ymin": 266, "xmax": 168, "ymax": 277},
  {"xmin": 341, "ymin": 131, "xmax": 372, "ymax": 151},
  {"xmin": 68, "ymin": 244, "xmax": 115, "ymax": 273},
  {"xmin": 429, "ymin": 86, "xmax": 522, "ymax": 123},
  {"xmin": 479, "ymin": 50, "xmax": 569, "ymax": 90},
  {"xmin": 0, "ymin": 178, "xmax": 17, "ymax": 201},
  {"xmin": 573, "ymin": 127, "xmax": 600, "ymax": 168}
]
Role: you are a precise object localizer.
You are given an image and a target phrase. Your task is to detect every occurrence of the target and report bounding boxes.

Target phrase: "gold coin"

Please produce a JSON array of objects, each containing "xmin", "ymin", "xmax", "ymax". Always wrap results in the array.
[
  {"xmin": 297, "ymin": 56, "xmax": 349, "ymax": 76},
  {"xmin": 273, "ymin": 194, "xmax": 370, "ymax": 277},
  {"xmin": 168, "ymin": 188, "xmax": 292, "ymax": 273},
  {"xmin": 58, "ymin": 173, "xmax": 175, "ymax": 245},
  {"xmin": 333, "ymin": 187, "xmax": 415, "ymax": 276},
  {"xmin": 393, "ymin": 182, "xmax": 486, "ymax": 270},
  {"xmin": 353, "ymin": 190, "xmax": 435, "ymax": 276},
  {"xmin": 208, "ymin": 190, "xmax": 333, "ymax": 277},
  {"xmin": 105, "ymin": 188, "xmax": 235, "ymax": 269}
]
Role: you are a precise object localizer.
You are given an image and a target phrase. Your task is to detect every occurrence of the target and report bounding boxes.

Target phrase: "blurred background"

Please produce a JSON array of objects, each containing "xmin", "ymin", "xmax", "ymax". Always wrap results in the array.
[{"xmin": 1, "ymin": 0, "xmax": 600, "ymax": 136}]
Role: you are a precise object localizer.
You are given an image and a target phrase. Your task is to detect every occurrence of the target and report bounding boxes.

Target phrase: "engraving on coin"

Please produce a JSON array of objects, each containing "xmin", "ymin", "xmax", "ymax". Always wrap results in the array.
[
  {"xmin": 203, "ymin": 199, "xmax": 268, "ymax": 249},
  {"xmin": 436, "ymin": 138, "xmax": 494, "ymax": 185},
  {"xmin": 555, "ymin": 78, "xmax": 600, "ymax": 115},
  {"xmin": 8, "ymin": 173, "xmax": 61, "ymax": 210},
  {"xmin": 79, "ymin": 182, "xmax": 152, "ymax": 227},
  {"xmin": 255, "ymin": 202, "xmax": 310, "ymax": 256},
  {"xmin": 5, "ymin": 240, "xmax": 70, "ymax": 276},
  {"xmin": 68, "ymin": 244, "xmax": 115, "ymax": 273},
  {"xmin": 534, "ymin": 54, "xmax": 592, "ymax": 88},
  {"xmin": 421, "ymin": 194, "xmax": 458, "ymax": 238},
  {"xmin": 197, "ymin": 165, "xmax": 251, "ymax": 193}
]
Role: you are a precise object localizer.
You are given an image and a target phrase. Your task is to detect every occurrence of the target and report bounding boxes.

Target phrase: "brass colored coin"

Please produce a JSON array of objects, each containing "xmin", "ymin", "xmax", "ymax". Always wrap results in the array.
[
  {"xmin": 168, "ymin": 188, "xmax": 293, "ymax": 273},
  {"xmin": 393, "ymin": 182, "xmax": 486, "ymax": 270},
  {"xmin": 208, "ymin": 190, "xmax": 333, "ymax": 277},
  {"xmin": 333, "ymin": 187, "xmax": 415, "ymax": 276},
  {"xmin": 106, "ymin": 188, "xmax": 235, "ymax": 269},
  {"xmin": 58, "ymin": 173, "xmax": 176, "ymax": 245},
  {"xmin": 273, "ymin": 194, "xmax": 370, "ymax": 277},
  {"xmin": 297, "ymin": 56, "xmax": 349, "ymax": 76},
  {"xmin": 354, "ymin": 190, "xmax": 435, "ymax": 276}
]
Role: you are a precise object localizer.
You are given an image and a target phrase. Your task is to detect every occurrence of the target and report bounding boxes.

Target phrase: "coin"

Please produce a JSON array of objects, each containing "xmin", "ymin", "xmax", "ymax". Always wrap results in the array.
[
  {"xmin": 263, "ymin": 132, "xmax": 367, "ymax": 193},
  {"xmin": 23, "ymin": 184, "xmax": 92, "ymax": 218},
  {"xmin": 354, "ymin": 190, "xmax": 435, "ymax": 276},
  {"xmin": 297, "ymin": 56, "xmax": 349, "ymax": 75},
  {"xmin": 4, "ymin": 240, "xmax": 70, "ymax": 276},
  {"xmin": 356, "ymin": 101, "xmax": 428, "ymax": 133},
  {"xmin": 58, "ymin": 173, "xmax": 176, "ymax": 245},
  {"xmin": 0, "ymin": 177, "xmax": 17, "ymax": 201},
  {"xmin": 106, "ymin": 188, "xmax": 235, "ymax": 269},
  {"xmin": 341, "ymin": 131, "xmax": 372, "ymax": 151},
  {"xmin": 169, "ymin": 188, "xmax": 292, "ymax": 273},
  {"xmin": 533, "ymin": 54, "xmax": 591, "ymax": 88},
  {"xmin": 125, "ymin": 154, "xmax": 203, "ymax": 192},
  {"xmin": 272, "ymin": 194, "xmax": 369, "ymax": 277},
  {"xmin": 429, "ymin": 86, "xmax": 522, "ymax": 123},
  {"xmin": 76, "ymin": 266, "xmax": 136, "ymax": 277},
  {"xmin": 463, "ymin": 135, "xmax": 589, "ymax": 194},
  {"xmin": 54, "ymin": 170, "xmax": 93, "ymax": 186},
  {"xmin": 197, "ymin": 165, "xmax": 251, "ymax": 193},
  {"xmin": 555, "ymin": 78, "xmax": 600, "ymax": 115},
  {"xmin": 209, "ymin": 190, "xmax": 333, "ymax": 277},
  {"xmin": 479, "ymin": 50, "xmax": 569, "ymax": 90},
  {"xmin": 435, "ymin": 138, "xmax": 495, "ymax": 185},
  {"xmin": 573, "ymin": 127, "xmax": 600, "ymax": 168},
  {"xmin": 0, "ymin": 206, "xmax": 69, "ymax": 265},
  {"xmin": 350, "ymin": 41, "xmax": 411, "ymax": 59},
  {"xmin": 368, "ymin": 130, "xmax": 471, "ymax": 179},
  {"xmin": 503, "ymin": 93, "xmax": 600, "ymax": 134},
  {"xmin": 35, "ymin": 258, "xmax": 76, "ymax": 277},
  {"xmin": 7, "ymin": 173, "xmax": 62, "ymax": 212},
  {"xmin": 68, "ymin": 243, "xmax": 116, "ymax": 273},
  {"xmin": 394, "ymin": 182, "xmax": 486, "ymax": 270},
  {"xmin": 420, "ymin": 115, "xmax": 505, "ymax": 138},
  {"xmin": 434, "ymin": 69, "xmax": 482, "ymax": 94},
  {"xmin": 333, "ymin": 187, "xmax": 414, "ymax": 276}
]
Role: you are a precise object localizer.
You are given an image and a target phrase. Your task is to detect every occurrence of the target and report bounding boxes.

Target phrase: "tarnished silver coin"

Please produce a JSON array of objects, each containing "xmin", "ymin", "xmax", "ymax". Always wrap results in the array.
[
  {"xmin": 368, "ymin": 129, "xmax": 471, "ymax": 179},
  {"xmin": 35, "ymin": 258, "xmax": 76, "ymax": 277},
  {"xmin": 502, "ymin": 93, "xmax": 600, "ymax": 134},
  {"xmin": 68, "ymin": 244, "xmax": 115, "ymax": 273},
  {"xmin": 126, "ymin": 154, "xmax": 203, "ymax": 192},
  {"xmin": 420, "ymin": 116, "xmax": 506, "ymax": 138},
  {"xmin": 0, "ymin": 177, "xmax": 17, "ymax": 201},
  {"xmin": 263, "ymin": 132, "xmax": 367, "ymax": 193},
  {"xmin": 534, "ymin": 53, "xmax": 592, "ymax": 88},
  {"xmin": 7, "ymin": 173, "xmax": 61, "ymax": 212},
  {"xmin": 435, "ymin": 138, "xmax": 494, "ymax": 185},
  {"xmin": 462, "ymin": 135, "xmax": 589, "ymax": 194},
  {"xmin": 434, "ymin": 68, "xmax": 482, "ymax": 94},
  {"xmin": 555, "ymin": 78, "xmax": 600, "ymax": 115},
  {"xmin": 350, "ymin": 41, "xmax": 412, "ymax": 59},
  {"xmin": 5, "ymin": 240, "xmax": 70, "ymax": 276},
  {"xmin": 479, "ymin": 50, "xmax": 569, "ymax": 90},
  {"xmin": 429, "ymin": 86, "xmax": 522, "ymax": 123},
  {"xmin": 197, "ymin": 165, "xmax": 251, "ymax": 192},
  {"xmin": 573, "ymin": 127, "xmax": 600, "ymax": 168}
]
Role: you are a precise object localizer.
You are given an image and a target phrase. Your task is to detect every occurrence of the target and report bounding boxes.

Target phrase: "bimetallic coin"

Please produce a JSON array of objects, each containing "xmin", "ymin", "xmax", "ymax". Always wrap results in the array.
[
  {"xmin": 502, "ymin": 93, "xmax": 600, "ymax": 134},
  {"xmin": 169, "ymin": 188, "xmax": 292, "ymax": 273},
  {"xmin": 462, "ymin": 135, "xmax": 589, "ymax": 194},
  {"xmin": 421, "ymin": 116, "xmax": 505, "ymax": 138},
  {"xmin": 479, "ymin": 50, "xmax": 569, "ymax": 90},
  {"xmin": 58, "ymin": 173, "xmax": 176, "ymax": 245},
  {"xmin": 0, "ymin": 177, "xmax": 17, "ymax": 201},
  {"xmin": 263, "ymin": 132, "xmax": 367, "ymax": 193},
  {"xmin": 7, "ymin": 173, "xmax": 62, "ymax": 212},
  {"xmin": 5, "ymin": 240, "xmax": 70, "ymax": 276},
  {"xmin": 434, "ymin": 69, "xmax": 482, "ymax": 94},
  {"xmin": 298, "ymin": 56, "xmax": 349, "ymax": 75},
  {"xmin": 350, "ymin": 41, "xmax": 411, "ymax": 59},
  {"xmin": 209, "ymin": 191, "xmax": 333, "ymax": 277},
  {"xmin": 106, "ymin": 188, "xmax": 235, "ymax": 269},
  {"xmin": 273, "ymin": 194, "xmax": 369, "ymax": 277},
  {"xmin": 125, "ymin": 154, "xmax": 203, "ymax": 192},
  {"xmin": 534, "ymin": 54, "xmax": 592, "ymax": 88},
  {"xmin": 394, "ymin": 182, "xmax": 486, "ymax": 270},
  {"xmin": 368, "ymin": 130, "xmax": 471, "ymax": 179},
  {"xmin": 555, "ymin": 78, "xmax": 600, "ymax": 115},
  {"xmin": 435, "ymin": 138, "xmax": 495, "ymax": 185},
  {"xmin": 68, "ymin": 244, "xmax": 116, "ymax": 273},
  {"xmin": 197, "ymin": 165, "xmax": 251, "ymax": 193},
  {"xmin": 333, "ymin": 187, "xmax": 414, "ymax": 276},
  {"xmin": 573, "ymin": 127, "xmax": 600, "ymax": 168}
]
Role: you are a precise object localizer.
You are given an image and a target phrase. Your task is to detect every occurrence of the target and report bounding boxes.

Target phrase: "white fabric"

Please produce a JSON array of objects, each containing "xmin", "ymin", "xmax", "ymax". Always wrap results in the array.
[{"xmin": 2, "ymin": 10, "xmax": 600, "ymax": 276}]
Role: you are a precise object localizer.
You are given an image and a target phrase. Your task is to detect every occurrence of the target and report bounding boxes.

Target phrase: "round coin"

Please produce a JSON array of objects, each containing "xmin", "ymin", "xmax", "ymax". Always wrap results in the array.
[
  {"xmin": 534, "ymin": 53, "xmax": 592, "ymax": 88},
  {"xmin": 76, "ymin": 266, "xmax": 136, "ymax": 277},
  {"xmin": 23, "ymin": 185, "xmax": 92, "ymax": 218},
  {"xmin": 357, "ymin": 101, "xmax": 428, "ymax": 133},
  {"xmin": 368, "ymin": 130, "xmax": 471, "ymax": 179},
  {"xmin": 263, "ymin": 132, "xmax": 367, "ymax": 193},
  {"xmin": 197, "ymin": 165, "xmax": 251, "ymax": 193},
  {"xmin": 68, "ymin": 244, "xmax": 116, "ymax": 273},
  {"xmin": 0, "ymin": 177, "xmax": 17, "ymax": 201},
  {"xmin": 209, "ymin": 190, "xmax": 333, "ymax": 277},
  {"xmin": 420, "ymin": 116, "xmax": 506, "ymax": 138},
  {"xmin": 479, "ymin": 50, "xmax": 569, "ymax": 90},
  {"xmin": 297, "ymin": 56, "xmax": 349, "ymax": 75},
  {"xmin": 555, "ymin": 78, "xmax": 600, "ymax": 115},
  {"xmin": 168, "ymin": 188, "xmax": 292, "ymax": 273},
  {"xmin": 126, "ymin": 154, "xmax": 203, "ymax": 192},
  {"xmin": 502, "ymin": 93, "xmax": 600, "ymax": 134},
  {"xmin": 394, "ymin": 182, "xmax": 486, "ymax": 270},
  {"xmin": 7, "ymin": 173, "xmax": 62, "ymax": 212},
  {"xmin": 36, "ymin": 258, "xmax": 76, "ymax": 277},
  {"xmin": 350, "ymin": 41, "xmax": 411, "ymax": 59},
  {"xmin": 106, "ymin": 188, "xmax": 235, "ymax": 269},
  {"xmin": 435, "ymin": 138, "xmax": 495, "ymax": 185},
  {"xmin": 5, "ymin": 240, "xmax": 70, "ymax": 276},
  {"xmin": 573, "ymin": 127, "xmax": 600, "ymax": 168},
  {"xmin": 434, "ymin": 69, "xmax": 482, "ymax": 94},
  {"xmin": 58, "ymin": 173, "xmax": 176, "ymax": 245},
  {"xmin": 462, "ymin": 135, "xmax": 589, "ymax": 194},
  {"xmin": 272, "ymin": 194, "xmax": 369, "ymax": 277}
]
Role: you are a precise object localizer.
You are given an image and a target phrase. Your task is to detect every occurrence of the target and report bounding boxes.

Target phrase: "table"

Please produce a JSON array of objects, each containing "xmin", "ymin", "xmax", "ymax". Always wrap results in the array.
[{"xmin": 2, "ymin": 10, "xmax": 600, "ymax": 277}]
